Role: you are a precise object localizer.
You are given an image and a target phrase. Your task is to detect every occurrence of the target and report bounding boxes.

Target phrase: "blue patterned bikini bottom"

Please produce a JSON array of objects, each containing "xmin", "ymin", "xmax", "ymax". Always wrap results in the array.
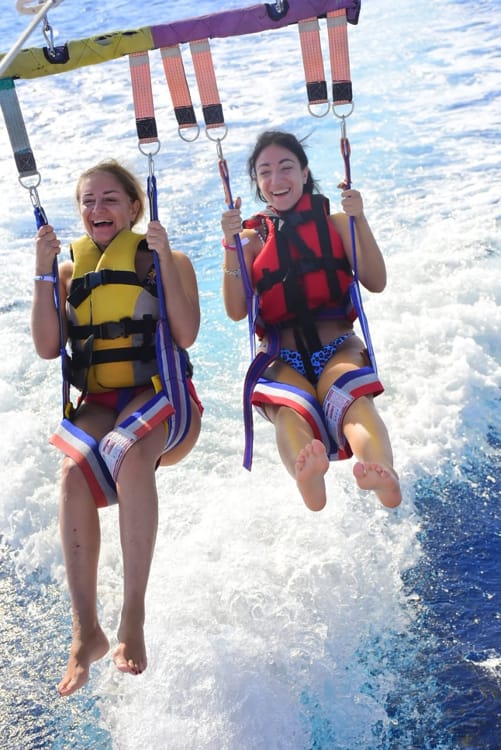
[{"xmin": 279, "ymin": 332, "xmax": 355, "ymax": 380}]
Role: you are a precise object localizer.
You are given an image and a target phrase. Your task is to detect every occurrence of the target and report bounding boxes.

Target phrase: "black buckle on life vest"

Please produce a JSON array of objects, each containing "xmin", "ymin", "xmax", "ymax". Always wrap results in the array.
[
  {"xmin": 96, "ymin": 319, "xmax": 130, "ymax": 339},
  {"xmin": 82, "ymin": 269, "xmax": 113, "ymax": 290}
]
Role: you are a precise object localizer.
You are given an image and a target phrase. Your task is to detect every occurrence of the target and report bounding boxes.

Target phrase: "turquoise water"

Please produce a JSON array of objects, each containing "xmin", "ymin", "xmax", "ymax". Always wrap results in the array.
[{"xmin": 0, "ymin": 1, "xmax": 499, "ymax": 748}]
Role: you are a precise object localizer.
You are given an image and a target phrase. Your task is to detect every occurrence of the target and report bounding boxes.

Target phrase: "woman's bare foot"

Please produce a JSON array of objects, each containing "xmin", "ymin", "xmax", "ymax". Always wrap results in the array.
[
  {"xmin": 353, "ymin": 462, "xmax": 402, "ymax": 508},
  {"xmin": 58, "ymin": 625, "xmax": 109, "ymax": 697},
  {"xmin": 113, "ymin": 623, "xmax": 147, "ymax": 676},
  {"xmin": 295, "ymin": 439, "xmax": 330, "ymax": 511}
]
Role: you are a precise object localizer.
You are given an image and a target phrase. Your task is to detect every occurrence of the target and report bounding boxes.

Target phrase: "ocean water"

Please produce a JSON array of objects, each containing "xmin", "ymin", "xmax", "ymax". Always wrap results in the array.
[{"xmin": 0, "ymin": 1, "xmax": 499, "ymax": 749}]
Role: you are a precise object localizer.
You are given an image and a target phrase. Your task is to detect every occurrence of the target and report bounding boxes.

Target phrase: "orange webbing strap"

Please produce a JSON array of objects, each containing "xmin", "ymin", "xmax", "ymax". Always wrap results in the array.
[
  {"xmin": 160, "ymin": 45, "xmax": 198, "ymax": 135},
  {"xmin": 326, "ymin": 9, "xmax": 352, "ymax": 106},
  {"xmin": 128, "ymin": 51, "xmax": 159, "ymax": 145},
  {"xmin": 297, "ymin": 17, "xmax": 329, "ymax": 115},
  {"xmin": 189, "ymin": 38, "xmax": 224, "ymax": 130}
]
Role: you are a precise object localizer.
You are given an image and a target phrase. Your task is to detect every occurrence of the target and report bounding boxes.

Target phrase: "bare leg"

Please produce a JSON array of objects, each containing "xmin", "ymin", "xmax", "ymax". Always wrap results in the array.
[
  {"xmin": 112, "ymin": 426, "xmax": 163, "ymax": 676},
  {"xmin": 58, "ymin": 458, "xmax": 109, "ymax": 697},
  {"xmin": 342, "ymin": 396, "xmax": 402, "ymax": 508},
  {"xmin": 271, "ymin": 405, "xmax": 329, "ymax": 512}
]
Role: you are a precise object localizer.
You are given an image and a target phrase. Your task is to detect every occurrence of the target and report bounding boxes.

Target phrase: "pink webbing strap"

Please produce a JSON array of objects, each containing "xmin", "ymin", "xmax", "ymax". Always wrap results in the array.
[
  {"xmin": 326, "ymin": 9, "xmax": 352, "ymax": 105},
  {"xmin": 189, "ymin": 38, "xmax": 224, "ymax": 130},
  {"xmin": 128, "ymin": 51, "xmax": 158, "ymax": 145},
  {"xmin": 297, "ymin": 17, "xmax": 329, "ymax": 111},
  {"xmin": 160, "ymin": 45, "xmax": 197, "ymax": 131}
]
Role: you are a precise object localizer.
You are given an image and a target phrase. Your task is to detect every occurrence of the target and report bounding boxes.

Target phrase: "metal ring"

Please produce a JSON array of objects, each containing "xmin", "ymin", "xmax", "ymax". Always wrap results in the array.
[
  {"xmin": 178, "ymin": 125, "xmax": 200, "ymax": 142},
  {"xmin": 205, "ymin": 124, "xmax": 228, "ymax": 143},
  {"xmin": 332, "ymin": 101, "xmax": 355, "ymax": 119},
  {"xmin": 138, "ymin": 140, "xmax": 161, "ymax": 157},
  {"xmin": 19, "ymin": 171, "xmax": 41, "ymax": 190},
  {"xmin": 307, "ymin": 101, "xmax": 331, "ymax": 118}
]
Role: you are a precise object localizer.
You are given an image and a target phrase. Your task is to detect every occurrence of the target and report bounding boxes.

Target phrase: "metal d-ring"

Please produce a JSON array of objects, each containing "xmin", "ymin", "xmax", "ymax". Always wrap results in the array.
[
  {"xmin": 307, "ymin": 101, "xmax": 331, "ymax": 118},
  {"xmin": 332, "ymin": 101, "xmax": 355, "ymax": 120},
  {"xmin": 178, "ymin": 124, "xmax": 201, "ymax": 142},
  {"xmin": 204, "ymin": 124, "xmax": 229, "ymax": 143}
]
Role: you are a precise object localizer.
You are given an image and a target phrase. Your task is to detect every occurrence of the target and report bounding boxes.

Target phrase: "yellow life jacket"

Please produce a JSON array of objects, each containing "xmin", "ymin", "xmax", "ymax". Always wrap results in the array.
[{"xmin": 66, "ymin": 229, "xmax": 160, "ymax": 393}]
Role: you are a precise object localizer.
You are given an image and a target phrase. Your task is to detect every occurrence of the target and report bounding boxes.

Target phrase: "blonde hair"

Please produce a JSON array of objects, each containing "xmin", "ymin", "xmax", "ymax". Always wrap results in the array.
[{"xmin": 75, "ymin": 159, "xmax": 145, "ymax": 227}]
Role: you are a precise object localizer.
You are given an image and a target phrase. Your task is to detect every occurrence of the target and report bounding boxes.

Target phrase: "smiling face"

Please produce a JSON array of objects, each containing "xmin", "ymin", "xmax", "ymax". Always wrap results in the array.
[
  {"xmin": 254, "ymin": 143, "xmax": 309, "ymax": 212},
  {"xmin": 78, "ymin": 171, "xmax": 140, "ymax": 250}
]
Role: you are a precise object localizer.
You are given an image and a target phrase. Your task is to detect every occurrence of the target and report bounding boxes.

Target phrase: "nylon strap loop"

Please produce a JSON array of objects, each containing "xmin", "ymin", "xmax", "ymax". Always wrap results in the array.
[
  {"xmin": 327, "ymin": 10, "xmax": 352, "ymax": 105},
  {"xmin": 189, "ymin": 38, "xmax": 224, "ymax": 130},
  {"xmin": 297, "ymin": 17, "xmax": 329, "ymax": 116},
  {"xmin": 128, "ymin": 51, "xmax": 158, "ymax": 145},
  {"xmin": 0, "ymin": 78, "xmax": 38, "ymax": 179},
  {"xmin": 160, "ymin": 45, "xmax": 199, "ymax": 138}
]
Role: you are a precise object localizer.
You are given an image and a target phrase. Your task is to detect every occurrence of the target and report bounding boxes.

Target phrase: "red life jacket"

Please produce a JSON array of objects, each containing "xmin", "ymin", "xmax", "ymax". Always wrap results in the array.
[{"xmin": 247, "ymin": 194, "xmax": 356, "ymax": 341}]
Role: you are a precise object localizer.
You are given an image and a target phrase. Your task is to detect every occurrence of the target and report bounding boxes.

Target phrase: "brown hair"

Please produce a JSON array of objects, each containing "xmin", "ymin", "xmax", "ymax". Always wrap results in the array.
[
  {"xmin": 247, "ymin": 130, "xmax": 319, "ymax": 202},
  {"xmin": 75, "ymin": 159, "xmax": 145, "ymax": 227}
]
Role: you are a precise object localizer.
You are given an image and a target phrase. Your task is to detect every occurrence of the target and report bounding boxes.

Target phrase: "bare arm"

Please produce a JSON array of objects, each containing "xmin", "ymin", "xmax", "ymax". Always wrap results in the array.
[
  {"xmin": 330, "ymin": 190, "xmax": 387, "ymax": 293},
  {"xmin": 220, "ymin": 197, "xmax": 260, "ymax": 321},
  {"xmin": 31, "ymin": 225, "xmax": 71, "ymax": 359},
  {"xmin": 146, "ymin": 221, "xmax": 200, "ymax": 349}
]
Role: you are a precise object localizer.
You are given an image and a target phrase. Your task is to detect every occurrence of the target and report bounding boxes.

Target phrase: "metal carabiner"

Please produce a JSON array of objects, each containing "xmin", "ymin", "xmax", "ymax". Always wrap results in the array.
[
  {"xmin": 41, "ymin": 14, "xmax": 56, "ymax": 56},
  {"xmin": 339, "ymin": 113, "xmax": 348, "ymax": 141},
  {"xmin": 147, "ymin": 151, "xmax": 155, "ymax": 180},
  {"xmin": 28, "ymin": 182, "xmax": 42, "ymax": 206},
  {"xmin": 26, "ymin": 182, "xmax": 49, "ymax": 226},
  {"xmin": 216, "ymin": 138, "xmax": 225, "ymax": 162}
]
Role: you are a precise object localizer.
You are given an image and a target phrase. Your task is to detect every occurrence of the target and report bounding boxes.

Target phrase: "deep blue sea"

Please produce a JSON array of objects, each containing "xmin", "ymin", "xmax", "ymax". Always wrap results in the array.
[{"xmin": 0, "ymin": 1, "xmax": 499, "ymax": 748}]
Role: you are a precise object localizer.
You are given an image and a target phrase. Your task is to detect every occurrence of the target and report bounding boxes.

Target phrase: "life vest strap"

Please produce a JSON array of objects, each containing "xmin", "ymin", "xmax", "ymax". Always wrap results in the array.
[
  {"xmin": 271, "ymin": 195, "xmax": 347, "ymax": 355},
  {"xmin": 69, "ymin": 315, "xmax": 156, "ymax": 341},
  {"xmin": 68, "ymin": 269, "xmax": 140, "ymax": 307},
  {"xmin": 71, "ymin": 344, "xmax": 157, "ymax": 370}
]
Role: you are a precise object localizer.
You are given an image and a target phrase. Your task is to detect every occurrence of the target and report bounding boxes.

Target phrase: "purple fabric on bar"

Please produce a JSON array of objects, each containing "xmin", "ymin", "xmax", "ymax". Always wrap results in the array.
[
  {"xmin": 0, "ymin": 0, "xmax": 360, "ymax": 82},
  {"xmin": 151, "ymin": 1, "xmax": 360, "ymax": 48}
]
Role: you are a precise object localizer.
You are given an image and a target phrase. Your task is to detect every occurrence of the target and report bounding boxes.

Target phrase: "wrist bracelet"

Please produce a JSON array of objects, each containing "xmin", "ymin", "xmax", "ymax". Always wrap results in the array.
[
  {"xmin": 221, "ymin": 236, "xmax": 249, "ymax": 251},
  {"xmin": 34, "ymin": 274, "xmax": 56, "ymax": 282},
  {"xmin": 222, "ymin": 265, "xmax": 241, "ymax": 278}
]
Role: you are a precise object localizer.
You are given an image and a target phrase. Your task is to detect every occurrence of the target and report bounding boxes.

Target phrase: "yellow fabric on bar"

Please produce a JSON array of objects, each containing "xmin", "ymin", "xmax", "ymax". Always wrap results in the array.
[{"xmin": 0, "ymin": 27, "xmax": 154, "ymax": 80}]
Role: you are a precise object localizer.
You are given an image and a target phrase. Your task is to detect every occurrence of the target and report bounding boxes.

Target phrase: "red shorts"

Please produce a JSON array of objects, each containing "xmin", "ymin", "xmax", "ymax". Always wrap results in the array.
[{"xmin": 83, "ymin": 380, "xmax": 204, "ymax": 416}]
